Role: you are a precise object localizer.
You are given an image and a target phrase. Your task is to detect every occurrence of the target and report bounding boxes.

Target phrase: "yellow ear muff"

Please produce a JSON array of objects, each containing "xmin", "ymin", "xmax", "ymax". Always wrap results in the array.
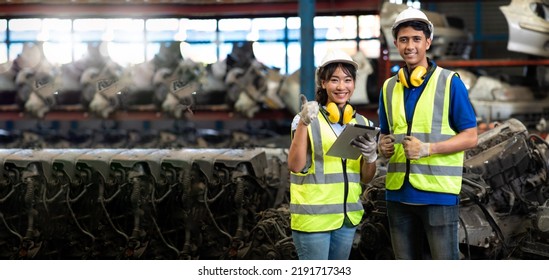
[
  {"xmin": 326, "ymin": 102, "xmax": 341, "ymax": 124},
  {"xmin": 342, "ymin": 103, "xmax": 355, "ymax": 125},
  {"xmin": 409, "ymin": 66, "xmax": 427, "ymax": 87},
  {"xmin": 398, "ymin": 67, "xmax": 410, "ymax": 88},
  {"xmin": 398, "ymin": 66, "xmax": 427, "ymax": 88},
  {"xmin": 325, "ymin": 102, "xmax": 355, "ymax": 125}
]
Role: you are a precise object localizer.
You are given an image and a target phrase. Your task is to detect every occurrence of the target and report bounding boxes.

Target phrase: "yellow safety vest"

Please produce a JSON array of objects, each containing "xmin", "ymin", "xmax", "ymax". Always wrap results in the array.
[
  {"xmin": 289, "ymin": 112, "xmax": 368, "ymax": 232},
  {"xmin": 382, "ymin": 66, "xmax": 464, "ymax": 195}
]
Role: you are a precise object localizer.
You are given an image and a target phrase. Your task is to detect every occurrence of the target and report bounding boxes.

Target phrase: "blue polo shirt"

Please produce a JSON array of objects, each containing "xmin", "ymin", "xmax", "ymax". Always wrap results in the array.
[{"xmin": 378, "ymin": 61, "xmax": 477, "ymax": 205}]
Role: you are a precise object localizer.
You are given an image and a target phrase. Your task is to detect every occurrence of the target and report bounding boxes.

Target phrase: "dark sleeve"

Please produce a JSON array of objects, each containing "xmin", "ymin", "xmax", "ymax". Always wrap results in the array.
[
  {"xmin": 378, "ymin": 89, "xmax": 390, "ymax": 134},
  {"xmin": 449, "ymin": 74, "xmax": 477, "ymax": 132}
]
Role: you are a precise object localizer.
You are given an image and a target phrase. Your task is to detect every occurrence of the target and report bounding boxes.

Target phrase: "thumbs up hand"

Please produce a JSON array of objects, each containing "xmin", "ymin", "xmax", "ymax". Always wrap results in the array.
[{"xmin": 299, "ymin": 94, "xmax": 319, "ymax": 126}]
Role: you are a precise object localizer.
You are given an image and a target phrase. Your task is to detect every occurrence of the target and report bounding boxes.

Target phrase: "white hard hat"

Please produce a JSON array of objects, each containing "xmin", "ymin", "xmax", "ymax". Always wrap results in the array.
[
  {"xmin": 392, "ymin": 7, "xmax": 434, "ymax": 40},
  {"xmin": 318, "ymin": 49, "xmax": 358, "ymax": 70}
]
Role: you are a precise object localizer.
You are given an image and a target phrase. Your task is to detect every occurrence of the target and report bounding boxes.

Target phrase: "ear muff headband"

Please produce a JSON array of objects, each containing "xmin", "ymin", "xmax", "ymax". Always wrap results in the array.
[
  {"xmin": 325, "ymin": 102, "xmax": 355, "ymax": 125},
  {"xmin": 398, "ymin": 66, "xmax": 427, "ymax": 88}
]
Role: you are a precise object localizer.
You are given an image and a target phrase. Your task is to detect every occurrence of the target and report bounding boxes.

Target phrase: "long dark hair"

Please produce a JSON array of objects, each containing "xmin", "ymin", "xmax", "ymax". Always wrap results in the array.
[{"xmin": 315, "ymin": 62, "xmax": 357, "ymax": 105}]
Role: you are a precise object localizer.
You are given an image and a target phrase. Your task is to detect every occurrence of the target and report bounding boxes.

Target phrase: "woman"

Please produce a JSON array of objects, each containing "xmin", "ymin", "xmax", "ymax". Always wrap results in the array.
[{"xmin": 287, "ymin": 49, "xmax": 378, "ymax": 260}]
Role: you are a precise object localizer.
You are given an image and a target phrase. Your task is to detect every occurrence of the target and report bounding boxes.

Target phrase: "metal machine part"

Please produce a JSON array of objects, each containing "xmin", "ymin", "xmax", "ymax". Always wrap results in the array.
[
  {"xmin": 357, "ymin": 118, "xmax": 549, "ymax": 259},
  {"xmin": 500, "ymin": 0, "xmax": 549, "ymax": 57},
  {"xmin": 0, "ymin": 147, "xmax": 289, "ymax": 259},
  {"xmin": 6, "ymin": 118, "xmax": 549, "ymax": 260}
]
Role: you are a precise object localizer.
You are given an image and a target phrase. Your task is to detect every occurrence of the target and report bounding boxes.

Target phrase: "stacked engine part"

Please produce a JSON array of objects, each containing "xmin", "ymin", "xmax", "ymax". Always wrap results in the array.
[
  {"xmin": 0, "ymin": 120, "xmax": 291, "ymax": 150},
  {"xmin": 0, "ymin": 148, "xmax": 290, "ymax": 259},
  {"xmin": 6, "ymin": 119, "xmax": 549, "ymax": 260},
  {"xmin": 0, "ymin": 40, "xmax": 379, "ymax": 121},
  {"xmin": 357, "ymin": 118, "xmax": 549, "ymax": 259}
]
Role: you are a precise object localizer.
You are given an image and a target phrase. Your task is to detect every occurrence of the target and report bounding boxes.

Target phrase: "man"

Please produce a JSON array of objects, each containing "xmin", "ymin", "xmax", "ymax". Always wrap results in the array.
[{"xmin": 378, "ymin": 7, "xmax": 478, "ymax": 260}]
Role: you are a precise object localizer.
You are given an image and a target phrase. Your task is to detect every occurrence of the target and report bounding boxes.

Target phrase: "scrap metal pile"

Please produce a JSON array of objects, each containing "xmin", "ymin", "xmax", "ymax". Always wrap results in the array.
[
  {"xmin": 356, "ymin": 118, "xmax": 549, "ymax": 259},
  {"xmin": 0, "ymin": 40, "xmax": 377, "ymax": 121},
  {"xmin": 3, "ymin": 118, "xmax": 549, "ymax": 260},
  {"xmin": 0, "ymin": 147, "xmax": 292, "ymax": 259},
  {"xmin": 0, "ymin": 41, "xmax": 294, "ymax": 119}
]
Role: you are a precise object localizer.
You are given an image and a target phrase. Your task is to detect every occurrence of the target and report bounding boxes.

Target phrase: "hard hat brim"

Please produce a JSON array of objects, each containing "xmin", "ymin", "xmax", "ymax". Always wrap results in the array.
[{"xmin": 319, "ymin": 59, "xmax": 358, "ymax": 70}]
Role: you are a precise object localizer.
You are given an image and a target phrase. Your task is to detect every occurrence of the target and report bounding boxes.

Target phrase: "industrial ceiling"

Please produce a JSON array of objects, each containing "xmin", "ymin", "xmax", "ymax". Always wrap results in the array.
[
  {"xmin": 0, "ymin": 0, "xmax": 292, "ymax": 3},
  {"xmin": 0, "ymin": 0, "xmax": 381, "ymax": 17}
]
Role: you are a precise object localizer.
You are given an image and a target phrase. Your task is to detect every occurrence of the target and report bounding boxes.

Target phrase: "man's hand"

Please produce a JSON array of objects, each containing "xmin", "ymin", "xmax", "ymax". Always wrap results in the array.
[
  {"xmin": 402, "ymin": 135, "xmax": 430, "ymax": 160},
  {"xmin": 378, "ymin": 134, "xmax": 395, "ymax": 158},
  {"xmin": 299, "ymin": 94, "xmax": 319, "ymax": 126},
  {"xmin": 351, "ymin": 135, "xmax": 378, "ymax": 163}
]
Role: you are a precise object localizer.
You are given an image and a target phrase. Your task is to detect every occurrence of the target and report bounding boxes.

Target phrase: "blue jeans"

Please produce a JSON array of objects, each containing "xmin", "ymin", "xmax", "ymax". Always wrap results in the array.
[
  {"xmin": 386, "ymin": 201, "xmax": 459, "ymax": 260},
  {"xmin": 292, "ymin": 218, "xmax": 357, "ymax": 260}
]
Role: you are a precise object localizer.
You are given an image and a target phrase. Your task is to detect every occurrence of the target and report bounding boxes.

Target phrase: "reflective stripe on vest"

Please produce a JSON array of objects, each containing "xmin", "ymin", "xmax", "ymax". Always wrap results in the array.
[
  {"xmin": 289, "ymin": 112, "xmax": 367, "ymax": 232},
  {"xmin": 382, "ymin": 67, "xmax": 464, "ymax": 195}
]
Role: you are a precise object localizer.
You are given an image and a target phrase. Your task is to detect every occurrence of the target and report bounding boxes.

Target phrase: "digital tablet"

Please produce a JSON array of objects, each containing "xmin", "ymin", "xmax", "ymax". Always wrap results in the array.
[{"xmin": 326, "ymin": 123, "xmax": 380, "ymax": 159}]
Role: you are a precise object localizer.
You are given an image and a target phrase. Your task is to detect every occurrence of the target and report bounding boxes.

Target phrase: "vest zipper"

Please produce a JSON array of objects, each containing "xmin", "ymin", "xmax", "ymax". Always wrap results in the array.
[
  {"xmin": 404, "ymin": 85, "xmax": 425, "ymax": 181},
  {"xmin": 405, "ymin": 119, "xmax": 412, "ymax": 181},
  {"xmin": 342, "ymin": 159, "xmax": 349, "ymax": 221}
]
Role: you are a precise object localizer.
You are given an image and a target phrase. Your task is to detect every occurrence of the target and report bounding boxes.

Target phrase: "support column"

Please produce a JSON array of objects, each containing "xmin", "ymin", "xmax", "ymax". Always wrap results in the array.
[{"xmin": 299, "ymin": 0, "xmax": 315, "ymax": 102}]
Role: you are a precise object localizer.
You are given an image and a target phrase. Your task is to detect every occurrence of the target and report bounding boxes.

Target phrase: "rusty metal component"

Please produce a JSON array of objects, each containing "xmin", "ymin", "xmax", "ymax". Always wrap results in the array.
[
  {"xmin": 238, "ymin": 206, "xmax": 296, "ymax": 260},
  {"xmin": 0, "ymin": 147, "xmax": 289, "ymax": 259},
  {"xmin": 6, "ymin": 118, "xmax": 549, "ymax": 260},
  {"xmin": 358, "ymin": 118, "xmax": 549, "ymax": 259}
]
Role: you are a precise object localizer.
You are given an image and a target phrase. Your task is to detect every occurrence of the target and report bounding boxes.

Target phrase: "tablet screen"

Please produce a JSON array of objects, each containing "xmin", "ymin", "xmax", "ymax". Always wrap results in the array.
[{"xmin": 326, "ymin": 123, "xmax": 380, "ymax": 159}]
